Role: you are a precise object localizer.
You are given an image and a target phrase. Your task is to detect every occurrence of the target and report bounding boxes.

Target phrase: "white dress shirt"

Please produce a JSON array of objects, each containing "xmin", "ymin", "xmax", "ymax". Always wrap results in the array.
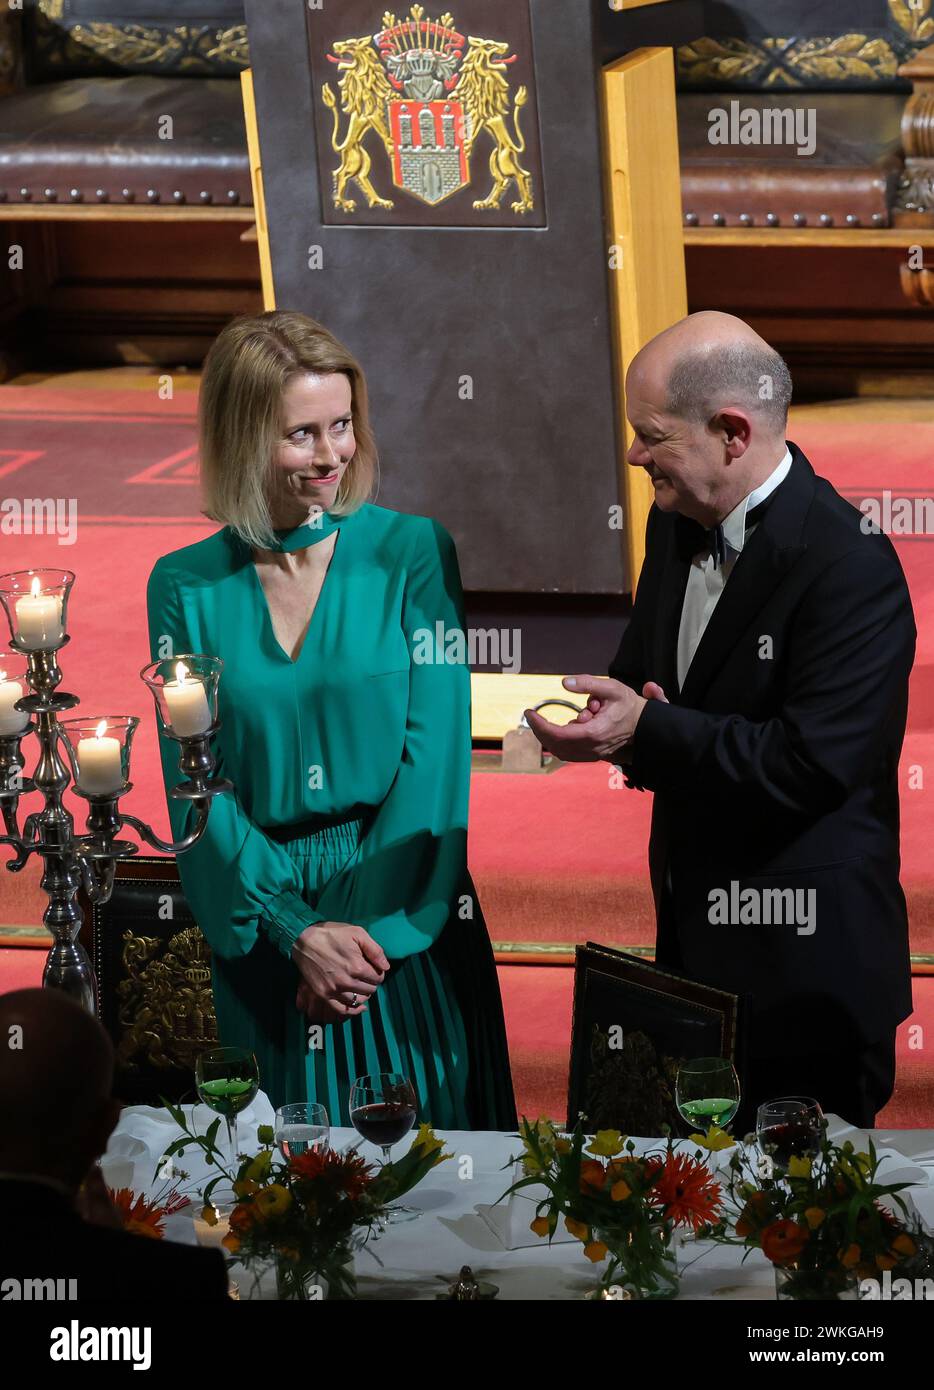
[{"xmin": 676, "ymin": 447, "xmax": 793, "ymax": 691}]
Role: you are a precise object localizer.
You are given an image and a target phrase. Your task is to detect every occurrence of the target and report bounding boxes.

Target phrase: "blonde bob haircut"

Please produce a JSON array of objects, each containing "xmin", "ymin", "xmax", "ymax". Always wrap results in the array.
[{"xmin": 199, "ymin": 309, "xmax": 378, "ymax": 549}]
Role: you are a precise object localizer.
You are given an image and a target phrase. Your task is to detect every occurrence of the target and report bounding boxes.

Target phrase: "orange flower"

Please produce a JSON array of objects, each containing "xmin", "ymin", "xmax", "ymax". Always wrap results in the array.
[
  {"xmin": 108, "ymin": 1188, "xmax": 166, "ymax": 1239},
  {"xmin": 610, "ymin": 1180, "xmax": 631, "ymax": 1203},
  {"xmin": 892, "ymin": 1233, "xmax": 916, "ymax": 1258},
  {"xmin": 648, "ymin": 1152, "xmax": 721, "ymax": 1232},
  {"xmin": 229, "ymin": 1205, "xmax": 255, "ymax": 1235},
  {"xmin": 579, "ymin": 1159, "xmax": 606, "ymax": 1194},
  {"xmin": 804, "ymin": 1206, "xmax": 826, "ymax": 1230},
  {"xmin": 583, "ymin": 1240, "xmax": 608, "ymax": 1263},
  {"xmin": 605, "ymin": 1158, "xmax": 638, "ymax": 1184},
  {"xmin": 840, "ymin": 1243, "xmax": 862, "ymax": 1269},
  {"xmin": 221, "ymin": 1232, "xmax": 240, "ymax": 1254},
  {"xmin": 760, "ymin": 1220, "xmax": 809, "ymax": 1266},
  {"xmin": 565, "ymin": 1216, "xmax": 589, "ymax": 1241},
  {"xmin": 875, "ymin": 1252, "xmax": 897, "ymax": 1271},
  {"xmin": 736, "ymin": 1191, "xmax": 773, "ymax": 1238},
  {"xmin": 530, "ymin": 1216, "xmax": 550, "ymax": 1238}
]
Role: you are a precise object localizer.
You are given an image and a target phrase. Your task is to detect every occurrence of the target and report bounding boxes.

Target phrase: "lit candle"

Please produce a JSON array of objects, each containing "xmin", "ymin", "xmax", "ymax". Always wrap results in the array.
[
  {"xmin": 0, "ymin": 670, "xmax": 29, "ymax": 736},
  {"xmin": 164, "ymin": 660, "xmax": 211, "ymax": 736},
  {"xmin": 15, "ymin": 577, "xmax": 64, "ymax": 650},
  {"xmin": 193, "ymin": 1208, "xmax": 231, "ymax": 1250},
  {"xmin": 76, "ymin": 719, "xmax": 124, "ymax": 795}
]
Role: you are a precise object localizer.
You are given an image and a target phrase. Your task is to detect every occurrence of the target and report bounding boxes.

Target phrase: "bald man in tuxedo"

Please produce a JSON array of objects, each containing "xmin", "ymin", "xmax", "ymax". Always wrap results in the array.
[{"xmin": 527, "ymin": 312, "xmax": 915, "ymax": 1130}]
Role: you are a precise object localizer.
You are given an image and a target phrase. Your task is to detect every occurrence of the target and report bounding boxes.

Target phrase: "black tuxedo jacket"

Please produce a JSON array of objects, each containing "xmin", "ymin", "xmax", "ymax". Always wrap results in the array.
[
  {"xmin": 610, "ymin": 444, "xmax": 915, "ymax": 1058},
  {"xmin": 0, "ymin": 1179, "xmax": 230, "ymax": 1301}
]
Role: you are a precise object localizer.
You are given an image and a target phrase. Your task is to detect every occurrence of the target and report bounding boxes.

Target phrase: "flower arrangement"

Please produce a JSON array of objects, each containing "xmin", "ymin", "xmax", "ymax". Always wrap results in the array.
[
  {"xmin": 701, "ymin": 1124, "xmax": 921, "ymax": 1300},
  {"xmin": 501, "ymin": 1117, "xmax": 723, "ymax": 1299},
  {"xmin": 158, "ymin": 1102, "xmax": 451, "ymax": 1299}
]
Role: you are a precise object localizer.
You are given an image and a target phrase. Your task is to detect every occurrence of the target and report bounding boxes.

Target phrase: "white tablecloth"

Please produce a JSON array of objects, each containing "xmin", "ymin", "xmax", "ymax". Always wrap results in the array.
[{"xmin": 103, "ymin": 1098, "xmax": 934, "ymax": 1301}]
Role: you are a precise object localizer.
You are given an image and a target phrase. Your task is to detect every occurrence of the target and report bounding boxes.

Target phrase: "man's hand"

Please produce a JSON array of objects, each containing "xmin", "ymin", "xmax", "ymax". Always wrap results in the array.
[
  {"xmin": 292, "ymin": 922, "xmax": 390, "ymax": 1020},
  {"xmin": 523, "ymin": 675, "xmax": 648, "ymax": 762}
]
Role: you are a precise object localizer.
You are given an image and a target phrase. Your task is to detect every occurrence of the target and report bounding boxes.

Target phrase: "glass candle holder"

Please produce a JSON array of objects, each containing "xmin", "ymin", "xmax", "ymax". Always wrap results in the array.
[
  {"xmin": 59, "ymin": 716, "xmax": 139, "ymax": 796},
  {"xmin": 140, "ymin": 655, "xmax": 222, "ymax": 738},
  {"xmin": 0, "ymin": 655, "xmax": 31, "ymax": 736},
  {"xmin": 0, "ymin": 570, "xmax": 74, "ymax": 651}
]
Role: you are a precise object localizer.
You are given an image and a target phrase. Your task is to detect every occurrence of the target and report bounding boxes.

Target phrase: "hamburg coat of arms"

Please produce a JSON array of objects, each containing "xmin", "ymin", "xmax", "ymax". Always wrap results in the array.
[{"xmin": 319, "ymin": 5, "xmax": 537, "ymax": 218}]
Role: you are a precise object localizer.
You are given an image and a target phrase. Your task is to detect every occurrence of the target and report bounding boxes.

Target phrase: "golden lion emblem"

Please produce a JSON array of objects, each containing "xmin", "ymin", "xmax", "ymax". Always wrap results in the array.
[{"xmin": 321, "ymin": 6, "xmax": 535, "ymax": 216}]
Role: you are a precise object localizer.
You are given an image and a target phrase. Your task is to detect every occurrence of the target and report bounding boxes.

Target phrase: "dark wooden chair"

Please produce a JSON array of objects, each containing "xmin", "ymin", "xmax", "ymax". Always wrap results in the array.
[
  {"xmin": 567, "ymin": 942, "xmax": 745, "ymax": 1136},
  {"xmin": 78, "ymin": 854, "xmax": 217, "ymax": 1106}
]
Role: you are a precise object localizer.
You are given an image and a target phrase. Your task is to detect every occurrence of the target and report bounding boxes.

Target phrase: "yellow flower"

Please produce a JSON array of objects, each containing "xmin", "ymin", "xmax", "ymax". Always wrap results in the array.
[
  {"xmin": 804, "ymin": 1206, "xmax": 826, "ymax": 1229},
  {"xmin": 610, "ymin": 1179, "xmax": 632, "ymax": 1203},
  {"xmin": 583, "ymin": 1240, "xmax": 608, "ymax": 1263},
  {"xmin": 200, "ymin": 1204, "xmax": 219, "ymax": 1227},
  {"xmin": 689, "ymin": 1125, "xmax": 736, "ymax": 1153},
  {"xmin": 530, "ymin": 1216, "xmax": 551, "ymax": 1238},
  {"xmin": 233, "ymin": 1178, "xmax": 259, "ymax": 1199},
  {"xmin": 411, "ymin": 1123, "xmax": 444, "ymax": 1158},
  {"xmin": 787, "ymin": 1155, "xmax": 812, "ymax": 1179},
  {"xmin": 565, "ymin": 1216, "xmax": 589, "ymax": 1241},
  {"xmin": 586, "ymin": 1130, "xmax": 626, "ymax": 1158},
  {"xmin": 243, "ymin": 1151, "xmax": 273, "ymax": 1183},
  {"xmin": 254, "ymin": 1184, "xmax": 292, "ymax": 1220}
]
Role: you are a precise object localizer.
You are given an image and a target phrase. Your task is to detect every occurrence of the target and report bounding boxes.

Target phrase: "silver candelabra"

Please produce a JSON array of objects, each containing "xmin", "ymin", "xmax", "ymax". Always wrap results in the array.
[{"xmin": 0, "ymin": 567, "xmax": 232, "ymax": 1014}]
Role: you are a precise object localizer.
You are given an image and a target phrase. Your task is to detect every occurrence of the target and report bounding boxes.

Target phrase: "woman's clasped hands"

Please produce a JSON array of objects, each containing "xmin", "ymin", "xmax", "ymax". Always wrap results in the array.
[{"xmin": 291, "ymin": 922, "xmax": 390, "ymax": 1025}]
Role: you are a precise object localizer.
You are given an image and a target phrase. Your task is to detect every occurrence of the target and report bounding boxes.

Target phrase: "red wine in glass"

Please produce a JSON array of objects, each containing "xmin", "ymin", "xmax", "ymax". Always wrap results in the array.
[
  {"xmin": 351, "ymin": 1101, "xmax": 417, "ymax": 1149},
  {"xmin": 349, "ymin": 1072, "xmax": 420, "ymax": 1224}
]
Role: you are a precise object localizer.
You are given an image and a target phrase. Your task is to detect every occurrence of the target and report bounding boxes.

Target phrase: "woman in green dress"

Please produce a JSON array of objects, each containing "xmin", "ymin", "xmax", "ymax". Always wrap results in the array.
[{"xmin": 146, "ymin": 309, "xmax": 516, "ymax": 1129}]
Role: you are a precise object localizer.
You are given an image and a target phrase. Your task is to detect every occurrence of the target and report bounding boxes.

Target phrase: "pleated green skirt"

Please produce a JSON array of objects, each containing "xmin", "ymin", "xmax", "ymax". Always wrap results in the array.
[{"xmin": 208, "ymin": 815, "xmax": 516, "ymax": 1131}]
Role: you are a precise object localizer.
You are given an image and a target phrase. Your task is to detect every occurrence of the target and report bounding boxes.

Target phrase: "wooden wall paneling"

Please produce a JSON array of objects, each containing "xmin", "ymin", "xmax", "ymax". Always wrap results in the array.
[{"xmin": 601, "ymin": 46, "xmax": 688, "ymax": 593}]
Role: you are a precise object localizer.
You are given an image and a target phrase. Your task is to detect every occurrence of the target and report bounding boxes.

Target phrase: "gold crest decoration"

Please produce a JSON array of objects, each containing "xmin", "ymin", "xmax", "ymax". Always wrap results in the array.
[
  {"xmin": 116, "ymin": 927, "xmax": 217, "ymax": 1072},
  {"xmin": 321, "ymin": 5, "xmax": 534, "ymax": 214}
]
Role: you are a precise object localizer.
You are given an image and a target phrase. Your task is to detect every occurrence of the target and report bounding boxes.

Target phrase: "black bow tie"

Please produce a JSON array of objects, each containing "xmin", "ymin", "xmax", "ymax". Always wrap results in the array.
[{"xmin": 676, "ymin": 492, "xmax": 777, "ymax": 569}]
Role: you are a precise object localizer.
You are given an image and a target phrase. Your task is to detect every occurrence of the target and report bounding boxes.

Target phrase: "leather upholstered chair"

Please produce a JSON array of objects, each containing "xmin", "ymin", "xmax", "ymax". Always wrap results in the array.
[{"xmin": 0, "ymin": 1, "xmax": 252, "ymax": 211}]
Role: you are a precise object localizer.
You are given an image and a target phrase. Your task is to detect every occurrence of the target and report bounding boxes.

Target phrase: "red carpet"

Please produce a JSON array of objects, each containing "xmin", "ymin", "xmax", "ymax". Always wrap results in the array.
[
  {"xmin": 1, "ymin": 387, "xmax": 933, "ymax": 950},
  {"xmin": 1, "ymin": 385, "xmax": 933, "ymax": 1123}
]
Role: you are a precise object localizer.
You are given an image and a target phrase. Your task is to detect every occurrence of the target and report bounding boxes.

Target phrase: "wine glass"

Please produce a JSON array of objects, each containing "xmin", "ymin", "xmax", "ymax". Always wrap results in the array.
[
  {"xmin": 195, "ymin": 1046, "xmax": 259, "ymax": 1187},
  {"xmin": 756, "ymin": 1096, "xmax": 825, "ymax": 1178},
  {"xmin": 675, "ymin": 1057, "xmax": 741, "ymax": 1134},
  {"xmin": 274, "ymin": 1102, "xmax": 329, "ymax": 1159},
  {"xmin": 349, "ymin": 1072, "xmax": 419, "ymax": 1223}
]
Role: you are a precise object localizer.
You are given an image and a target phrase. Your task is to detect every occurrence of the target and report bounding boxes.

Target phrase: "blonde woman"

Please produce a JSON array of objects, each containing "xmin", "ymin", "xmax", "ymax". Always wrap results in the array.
[{"xmin": 146, "ymin": 310, "xmax": 516, "ymax": 1127}]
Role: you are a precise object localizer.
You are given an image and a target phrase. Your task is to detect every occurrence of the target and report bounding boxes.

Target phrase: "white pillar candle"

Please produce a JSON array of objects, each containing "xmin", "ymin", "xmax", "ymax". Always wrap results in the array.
[
  {"xmin": 164, "ymin": 661, "xmax": 211, "ymax": 736},
  {"xmin": 76, "ymin": 720, "xmax": 124, "ymax": 794},
  {"xmin": 14, "ymin": 579, "xmax": 63, "ymax": 650},
  {"xmin": 0, "ymin": 671, "xmax": 28, "ymax": 736}
]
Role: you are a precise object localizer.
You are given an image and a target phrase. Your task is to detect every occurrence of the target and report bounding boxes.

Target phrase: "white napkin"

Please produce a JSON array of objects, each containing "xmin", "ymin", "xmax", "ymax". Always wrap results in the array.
[{"xmin": 107, "ymin": 1091, "xmax": 277, "ymax": 1195}]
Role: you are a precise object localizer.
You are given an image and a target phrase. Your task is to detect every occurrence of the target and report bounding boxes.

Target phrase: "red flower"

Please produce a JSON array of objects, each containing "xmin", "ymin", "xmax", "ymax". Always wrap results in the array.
[
  {"xmin": 647, "ymin": 1152, "xmax": 721, "ymax": 1231},
  {"xmin": 761, "ymin": 1219, "xmax": 809, "ymax": 1266},
  {"xmin": 289, "ymin": 1146, "xmax": 373, "ymax": 1200}
]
